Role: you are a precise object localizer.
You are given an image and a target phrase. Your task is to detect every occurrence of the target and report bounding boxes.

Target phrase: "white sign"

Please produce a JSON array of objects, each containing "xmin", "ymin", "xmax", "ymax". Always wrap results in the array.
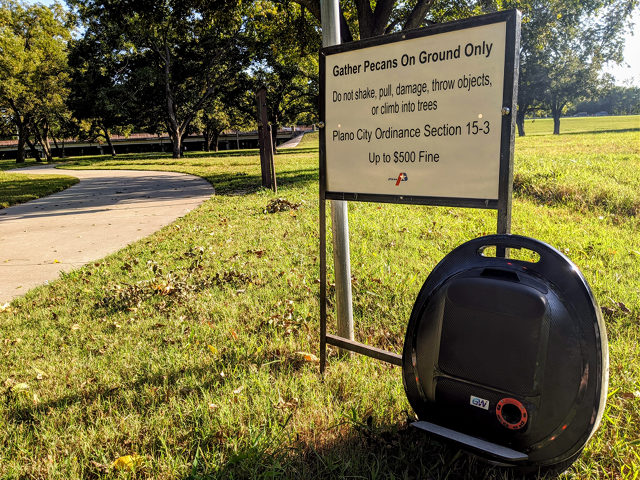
[{"xmin": 324, "ymin": 20, "xmax": 509, "ymax": 200}]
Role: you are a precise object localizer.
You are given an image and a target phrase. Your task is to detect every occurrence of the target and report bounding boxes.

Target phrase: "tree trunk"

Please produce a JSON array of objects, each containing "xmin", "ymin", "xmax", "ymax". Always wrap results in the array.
[
  {"xmin": 102, "ymin": 127, "xmax": 116, "ymax": 156},
  {"xmin": 25, "ymin": 137, "xmax": 42, "ymax": 162},
  {"xmin": 34, "ymin": 123, "xmax": 53, "ymax": 162},
  {"xmin": 41, "ymin": 139, "xmax": 52, "ymax": 162},
  {"xmin": 516, "ymin": 107, "xmax": 526, "ymax": 136},
  {"xmin": 42, "ymin": 135, "xmax": 53, "ymax": 162},
  {"xmin": 162, "ymin": 44, "xmax": 182, "ymax": 159},
  {"xmin": 52, "ymin": 136, "xmax": 61, "ymax": 157},
  {"xmin": 213, "ymin": 132, "xmax": 219, "ymax": 152},
  {"xmin": 16, "ymin": 123, "xmax": 27, "ymax": 164},
  {"xmin": 551, "ymin": 104, "xmax": 561, "ymax": 135},
  {"xmin": 171, "ymin": 131, "xmax": 182, "ymax": 158},
  {"xmin": 551, "ymin": 100, "xmax": 564, "ymax": 135},
  {"xmin": 203, "ymin": 127, "xmax": 212, "ymax": 151}
]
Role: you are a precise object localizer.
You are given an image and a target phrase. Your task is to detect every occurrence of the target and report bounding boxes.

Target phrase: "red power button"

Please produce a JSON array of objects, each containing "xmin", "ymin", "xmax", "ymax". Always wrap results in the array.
[{"xmin": 496, "ymin": 398, "xmax": 528, "ymax": 430}]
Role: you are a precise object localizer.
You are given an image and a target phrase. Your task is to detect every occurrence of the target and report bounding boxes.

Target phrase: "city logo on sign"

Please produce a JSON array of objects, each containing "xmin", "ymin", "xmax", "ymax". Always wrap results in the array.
[
  {"xmin": 470, "ymin": 395, "xmax": 490, "ymax": 410},
  {"xmin": 387, "ymin": 172, "xmax": 408, "ymax": 186}
]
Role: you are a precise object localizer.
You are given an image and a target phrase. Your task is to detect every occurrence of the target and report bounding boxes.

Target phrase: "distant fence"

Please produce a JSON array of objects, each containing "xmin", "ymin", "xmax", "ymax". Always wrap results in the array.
[{"xmin": 0, "ymin": 127, "xmax": 314, "ymax": 160}]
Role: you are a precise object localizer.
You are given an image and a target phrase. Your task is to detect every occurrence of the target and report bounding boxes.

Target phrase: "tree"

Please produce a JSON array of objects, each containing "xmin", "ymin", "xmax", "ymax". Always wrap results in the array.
[
  {"xmin": 249, "ymin": 2, "xmax": 321, "ymax": 152},
  {"xmin": 295, "ymin": 0, "xmax": 459, "ymax": 41},
  {"xmin": 69, "ymin": 0, "xmax": 252, "ymax": 159},
  {"xmin": 0, "ymin": 1, "xmax": 72, "ymax": 162},
  {"xmin": 294, "ymin": 0, "xmax": 495, "ymax": 42},
  {"xmin": 505, "ymin": 0, "xmax": 638, "ymax": 135},
  {"xmin": 195, "ymin": 90, "xmax": 254, "ymax": 152},
  {"xmin": 573, "ymin": 83, "xmax": 640, "ymax": 115},
  {"xmin": 68, "ymin": 22, "xmax": 135, "ymax": 156}
]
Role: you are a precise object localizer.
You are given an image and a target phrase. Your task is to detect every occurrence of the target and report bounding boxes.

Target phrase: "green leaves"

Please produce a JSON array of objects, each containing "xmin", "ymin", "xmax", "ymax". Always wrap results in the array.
[{"xmin": 0, "ymin": 0, "xmax": 72, "ymax": 161}]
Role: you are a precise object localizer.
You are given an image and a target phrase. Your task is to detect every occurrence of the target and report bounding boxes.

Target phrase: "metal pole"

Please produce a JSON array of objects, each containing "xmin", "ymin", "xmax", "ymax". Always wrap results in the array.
[{"xmin": 321, "ymin": 0, "xmax": 354, "ymax": 345}]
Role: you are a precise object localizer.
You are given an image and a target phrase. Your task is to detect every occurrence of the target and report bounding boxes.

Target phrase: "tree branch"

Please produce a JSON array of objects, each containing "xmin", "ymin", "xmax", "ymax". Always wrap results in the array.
[
  {"xmin": 403, "ymin": 0, "xmax": 435, "ymax": 31},
  {"xmin": 294, "ymin": 0, "xmax": 321, "ymax": 23},
  {"xmin": 372, "ymin": 0, "xmax": 396, "ymax": 36}
]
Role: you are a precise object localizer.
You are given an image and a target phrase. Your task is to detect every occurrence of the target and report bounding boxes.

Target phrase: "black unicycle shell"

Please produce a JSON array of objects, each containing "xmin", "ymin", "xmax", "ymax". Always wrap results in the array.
[{"xmin": 402, "ymin": 234, "xmax": 608, "ymax": 469}]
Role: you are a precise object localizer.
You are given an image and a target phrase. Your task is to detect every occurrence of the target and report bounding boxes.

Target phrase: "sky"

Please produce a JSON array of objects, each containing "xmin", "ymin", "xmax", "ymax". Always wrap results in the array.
[
  {"xmin": 22, "ymin": 0, "xmax": 640, "ymax": 87},
  {"xmin": 602, "ymin": 7, "xmax": 640, "ymax": 86}
]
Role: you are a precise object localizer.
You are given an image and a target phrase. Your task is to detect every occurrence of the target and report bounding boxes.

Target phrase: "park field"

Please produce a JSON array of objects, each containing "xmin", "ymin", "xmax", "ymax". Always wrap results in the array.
[
  {"xmin": 0, "ymin": 170, "xmax": 78, "ymax": 209},
  {"xmin": 0, "ymin": 115, "xmax": 638, "ymax": 479}
]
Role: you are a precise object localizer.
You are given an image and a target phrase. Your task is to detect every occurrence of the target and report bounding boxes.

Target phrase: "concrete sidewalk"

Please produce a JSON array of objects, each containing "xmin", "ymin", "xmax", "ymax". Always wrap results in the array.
[{"xmin": 0, "ymin": 166, "xmax": 214, "ymax": 303}]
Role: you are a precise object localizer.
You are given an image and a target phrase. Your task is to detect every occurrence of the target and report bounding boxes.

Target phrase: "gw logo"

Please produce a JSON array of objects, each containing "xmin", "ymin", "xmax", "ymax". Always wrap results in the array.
[{"xmin": 470, "ymin": 395, "xmax": 490, "ymax": 410}]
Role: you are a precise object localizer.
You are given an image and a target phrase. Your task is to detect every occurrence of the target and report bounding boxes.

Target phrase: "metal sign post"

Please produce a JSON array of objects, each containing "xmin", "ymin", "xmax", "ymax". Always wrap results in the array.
[
  {"xmin": 321, "ymin": 0, "xmax": 354, "ymax": 363},
  {"xmin": 319, "ymin": 10, "xmax": 521, "ymax": 372}
]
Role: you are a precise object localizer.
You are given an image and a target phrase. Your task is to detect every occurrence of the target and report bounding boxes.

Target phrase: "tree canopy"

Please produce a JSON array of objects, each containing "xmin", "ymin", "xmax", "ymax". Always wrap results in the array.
[
  {"xmin": 506, "ymin": 0, "xmax": 637, "ymax": 135},
  {"xmin": 2, "ymin": 0, "xmax": 638, "ymax": 164},
  {"xmin": 0, "ymin": 0, "xmax": 72, "ymax": 162},
  {"xmin": 69, "ymin": 0, "xmax": 253, "ymax": 158}
]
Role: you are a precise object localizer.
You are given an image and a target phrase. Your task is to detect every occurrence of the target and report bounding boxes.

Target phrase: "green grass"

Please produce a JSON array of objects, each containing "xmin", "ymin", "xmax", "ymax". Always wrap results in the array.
[
  {"xmin": 0, "ymin": 171, "xmax": 79, "ymax": 209},
  {"xmin": 0, "ymin": 117, "xmax": 639, "ymax": 479},
  {"xmin": 515, "ymin": 117, "xmax": 640, "ymax": 217},
  {"xmin": 522, "ymin": 114, "xmax": 640, "ymax": 136}
]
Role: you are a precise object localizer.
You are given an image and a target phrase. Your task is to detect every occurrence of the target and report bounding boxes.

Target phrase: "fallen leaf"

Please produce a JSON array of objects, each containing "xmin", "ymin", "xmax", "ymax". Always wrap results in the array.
[
  {"xmin": 0, "ymin": 303, "xmax": 11, "ymax": 313},
  {"xmin": 208, "ymin": 403, "xmax": 218, "ymax": 411},
  {"xmin": 71, "ymin": 324, "xmax": 80, "ymax": 331},
  {"xmin": 230, "ymin": 330, "xmax": 238, "ymax": 341},
  {"xmin": 617, "ymin": 302, "xmax": 631, "ymax": 314},
  {"xmin": 113, "ymin": 454, "xmax": 144, "ymax": 471},
  {"xmin": 207, "ymin": 345, "xmax": 217, "ymax": 356},
  {"xmin": 11, "ymin": 382, "xmax": 30, "ymax": 393},
  {"xmin": 601, "ymin": 306, "xmax": 615, "ymax": 317},
  {"xmin": 233, "ymin": 385, "xmax": 244, "ymax": 395},
  {"xmin": 275, "ymin": 396, "xmax": 299, "ymax": 410},
  {"xmin": 90, "ymin": 460, "xmax": 110, "ymax": 473},
  {"xmin": 619, "ymin": 392, "xmax": 639, "ymax": 399},
  {"xmin": 295, "ymin": 351, "xmax": 319, "ymax": 363}
]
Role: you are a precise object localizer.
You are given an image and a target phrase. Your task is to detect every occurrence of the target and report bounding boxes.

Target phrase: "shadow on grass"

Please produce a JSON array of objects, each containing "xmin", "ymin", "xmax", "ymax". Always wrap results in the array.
[
  {"xmin": 5, "ymin": 353, "xmax": 310, "ymax": 429},
  {"xmin": 60, "ymin": 146, "xmax": 317, "ymax": 165},
  {"xmin": 559, "ymin": 127, "xmax": 640, "ymax": 136},
  {"xmin": 59, "ymin": 148, "xmax": 319, "ymax": 197},
  {"xmin": 211, "ymin": 168, "xmax": 317, "ymax": 196},
  {"xmin": 210, "ymin": 419, "xmax": 558, "ymax": 480},
  {"xmin": 0, "ymin": 173, "xmax": 212, "ymax": 219},
  {"xmin": 5, "ymin": 359, "xmax": 558, "ymax": 480},
  {"xmin": 525, "ymin": 127, "xmax": 640, "ymax": 137},
  {"xmin": 0, "ymin": 175, "xmax": 79, "ymax": 209}
]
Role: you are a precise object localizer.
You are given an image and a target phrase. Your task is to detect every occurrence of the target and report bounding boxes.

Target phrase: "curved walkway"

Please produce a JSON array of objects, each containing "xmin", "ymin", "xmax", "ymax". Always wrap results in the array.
[{"xmin": 0, "ymin": 166, "xmax": 214, "ymax": 303}]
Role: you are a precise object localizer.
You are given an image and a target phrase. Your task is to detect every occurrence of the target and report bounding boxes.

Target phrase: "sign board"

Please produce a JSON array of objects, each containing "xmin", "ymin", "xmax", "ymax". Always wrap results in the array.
[{"xmin": 320, "ymin": 10, "xmax": 520, "ymax": 208}]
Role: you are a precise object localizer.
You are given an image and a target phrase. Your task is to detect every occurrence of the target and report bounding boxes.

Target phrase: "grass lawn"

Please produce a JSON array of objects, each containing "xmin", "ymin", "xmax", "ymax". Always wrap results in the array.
[
  {"xmin": 0, "ymin": 117, "xmax": 638, "ymax": 479},
  {"xmin": 0, "ymin": 171, "xmax": 79, "ymax": 209}
]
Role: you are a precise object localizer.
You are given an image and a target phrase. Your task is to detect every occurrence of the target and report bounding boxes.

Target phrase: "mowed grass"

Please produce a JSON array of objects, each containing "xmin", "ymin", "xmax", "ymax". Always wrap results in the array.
[
  {"xmin": 515, "ymin": 115, "xmax": 640, "ymax": 216},
  {"xmin": 0, "ymin": 117, "xmax": 638, "ymax": 479},
  {"xmin": 0, "ymin": 171, "xmax": 79, "ymax": 209}
]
